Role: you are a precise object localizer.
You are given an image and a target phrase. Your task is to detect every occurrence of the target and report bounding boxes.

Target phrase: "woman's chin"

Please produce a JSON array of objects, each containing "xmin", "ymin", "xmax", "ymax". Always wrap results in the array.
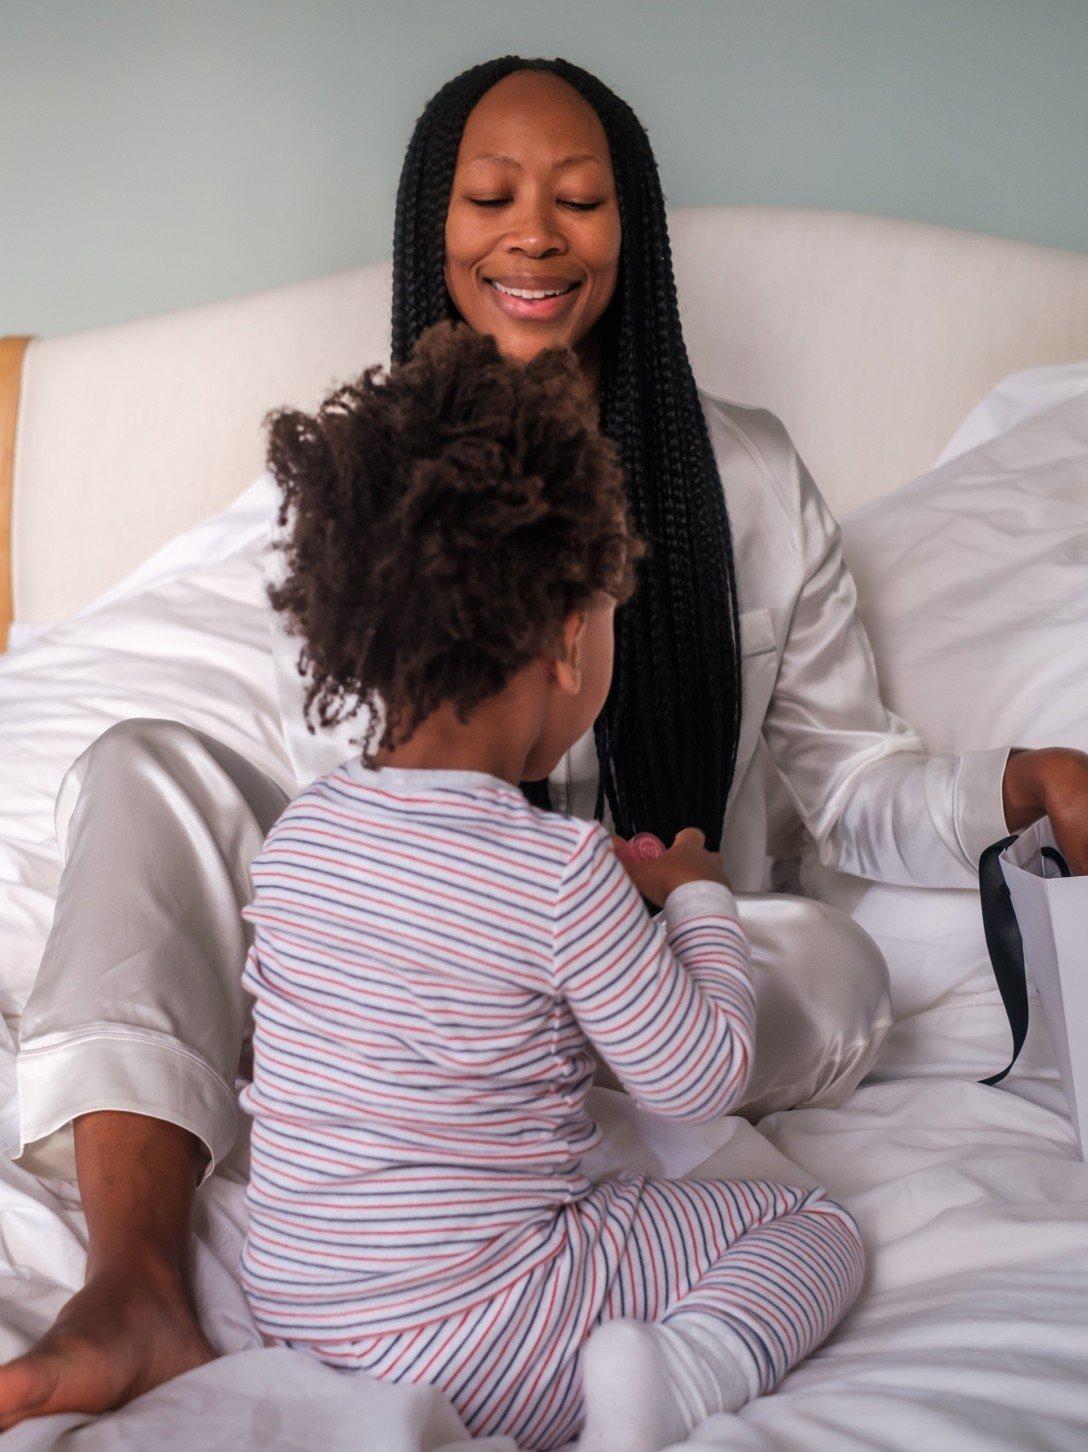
[
  {"xmin": 471, "ymin": 308, "xmax": 577, "ymax": 363},
  {"xmin": 493, "ymin": 332, "xmax": 566, "ymax": 367}
]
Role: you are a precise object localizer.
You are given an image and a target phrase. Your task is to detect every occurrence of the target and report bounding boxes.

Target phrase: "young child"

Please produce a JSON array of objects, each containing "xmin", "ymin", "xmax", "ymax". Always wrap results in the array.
[{"xmin": 241, "ymin": 320, "xmax": 864, "ymax": 1452}]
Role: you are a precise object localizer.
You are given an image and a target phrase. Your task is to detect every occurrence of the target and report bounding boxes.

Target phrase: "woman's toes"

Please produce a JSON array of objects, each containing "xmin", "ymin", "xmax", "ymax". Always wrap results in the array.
[{"xmin": 0, "ymin": 1263, "xmax": 216, "ymax": 1429}]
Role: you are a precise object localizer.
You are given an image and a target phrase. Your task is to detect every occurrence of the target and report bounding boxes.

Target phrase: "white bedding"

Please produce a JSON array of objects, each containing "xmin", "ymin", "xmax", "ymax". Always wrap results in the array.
[
  {"xmin": 2, "ymin": 375, "xmax": 1088, "ymax": 1448},
  {"xmin": 2, "ymin": 1078, "xmax": 1085, "ymax": 1450},
  {"xmin": 800, "ymin": 370, "xmax": 1088, "ymax": 1097}
]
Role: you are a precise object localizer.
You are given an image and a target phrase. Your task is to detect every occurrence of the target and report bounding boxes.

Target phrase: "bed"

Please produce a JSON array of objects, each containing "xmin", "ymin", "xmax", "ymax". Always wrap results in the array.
[{"xmin": 1, "ymin": 205, "xmax": 1088, "ymax": 1449}]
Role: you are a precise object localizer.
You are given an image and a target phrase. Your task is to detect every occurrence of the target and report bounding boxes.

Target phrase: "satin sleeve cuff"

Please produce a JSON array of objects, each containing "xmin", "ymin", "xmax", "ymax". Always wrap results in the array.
[{"xmin": 953, "ymin": 745, "xmax": 1014, "ymax": 866}]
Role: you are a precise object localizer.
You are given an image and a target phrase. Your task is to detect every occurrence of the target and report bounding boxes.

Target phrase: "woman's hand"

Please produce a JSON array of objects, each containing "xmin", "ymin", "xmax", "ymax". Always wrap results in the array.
[
  {"xmin": 611, "ymin": 826, "xmax": 732, "ymax": 908},
  {"xmin": 1002, "ymin": 747, "xmax": 1088, "ymax": 875}
]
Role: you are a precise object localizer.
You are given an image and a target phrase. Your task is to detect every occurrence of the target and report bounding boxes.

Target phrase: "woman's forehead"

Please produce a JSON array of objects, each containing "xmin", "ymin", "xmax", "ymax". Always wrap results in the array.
[{"xmin": 458, "ymin": 72, "xmax": 612, "ymax": 171}]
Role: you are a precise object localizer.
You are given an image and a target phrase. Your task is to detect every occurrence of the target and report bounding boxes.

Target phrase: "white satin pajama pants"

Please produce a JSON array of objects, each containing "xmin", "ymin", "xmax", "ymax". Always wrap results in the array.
[{"xmin": 15, "ymin": 719, "xmax": 893, "ymax": 1181}]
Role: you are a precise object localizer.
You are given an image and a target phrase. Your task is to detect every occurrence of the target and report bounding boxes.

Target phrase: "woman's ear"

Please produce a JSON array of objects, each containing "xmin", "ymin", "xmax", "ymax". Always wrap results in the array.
[{"xmin": 552, "ymin": 609, "xmax": 589, "ymax": 695}]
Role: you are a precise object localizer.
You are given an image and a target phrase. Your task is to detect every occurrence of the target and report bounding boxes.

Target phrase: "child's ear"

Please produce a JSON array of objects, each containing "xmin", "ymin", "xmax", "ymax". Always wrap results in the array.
[{"xmin": 552, "ymin": 609, "xmax": 589, "ymax": 695}]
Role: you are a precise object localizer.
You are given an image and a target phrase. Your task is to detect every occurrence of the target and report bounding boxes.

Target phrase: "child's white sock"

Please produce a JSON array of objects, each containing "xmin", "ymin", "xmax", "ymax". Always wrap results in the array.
[{"xmin": 578, "ymin": 1313, "xmax": 761, "ymax": 1452}]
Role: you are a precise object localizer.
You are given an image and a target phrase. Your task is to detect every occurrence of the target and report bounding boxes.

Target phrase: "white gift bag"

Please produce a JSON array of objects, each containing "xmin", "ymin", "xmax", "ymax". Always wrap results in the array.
[{"xmin": 980, "ymin": 816, "xmax": 1087, "ymax": 1157}]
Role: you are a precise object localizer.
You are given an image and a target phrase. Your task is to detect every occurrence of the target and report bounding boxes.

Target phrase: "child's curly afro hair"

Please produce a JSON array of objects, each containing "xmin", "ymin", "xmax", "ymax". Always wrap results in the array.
[{"xmin": 266, "ymin": 319, "xmax": 646, "ymax": 763}]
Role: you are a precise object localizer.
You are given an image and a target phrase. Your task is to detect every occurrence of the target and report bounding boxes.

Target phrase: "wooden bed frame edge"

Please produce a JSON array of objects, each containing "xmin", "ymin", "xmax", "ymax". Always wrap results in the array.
[{"xmin": 0, "ymin": 335, "xmax": 34, "ymax": 652}]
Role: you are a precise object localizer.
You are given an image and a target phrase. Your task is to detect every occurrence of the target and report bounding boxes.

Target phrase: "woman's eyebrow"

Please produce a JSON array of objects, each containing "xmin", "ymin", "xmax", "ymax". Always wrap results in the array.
[{"xmin": 467, "ymin": 152, "xmax": 603, "ymax": 170}]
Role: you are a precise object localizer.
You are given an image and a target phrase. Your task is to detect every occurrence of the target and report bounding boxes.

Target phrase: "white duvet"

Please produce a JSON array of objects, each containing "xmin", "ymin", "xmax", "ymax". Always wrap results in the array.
[
  {"xmin": 2, "ymin": 1073, "xmax": 1084, "ymax": 1450},
  {"xmin": 2, "ymin": 369, "xmax": 1088, "ymax": 1448}
]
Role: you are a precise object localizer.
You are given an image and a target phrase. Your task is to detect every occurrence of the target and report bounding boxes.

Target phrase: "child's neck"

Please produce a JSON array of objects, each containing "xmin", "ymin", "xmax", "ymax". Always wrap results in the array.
[
  {"xmin": 371, "ymin": 743, "xmax": 516, "ymax": 784},
  {"xmin": 370, "ymin": 722, "xmax": 527, "ymax": 788},
  {"xmin": 370, "ymin": 673, "xmax": 553, "ymax": 787}
]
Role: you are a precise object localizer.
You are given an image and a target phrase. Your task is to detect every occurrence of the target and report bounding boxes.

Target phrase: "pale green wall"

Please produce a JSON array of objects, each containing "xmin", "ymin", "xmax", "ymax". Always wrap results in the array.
[{"xmin": 3, "ymin": 0, "xmax": 1086, "ymax": 336}]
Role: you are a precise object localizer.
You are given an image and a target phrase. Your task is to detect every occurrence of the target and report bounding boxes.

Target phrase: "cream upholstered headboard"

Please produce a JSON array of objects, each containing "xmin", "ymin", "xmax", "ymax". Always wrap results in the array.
[{"xmin": 4, "ymin": 204, "xmax": 1088, "ymax": 640}]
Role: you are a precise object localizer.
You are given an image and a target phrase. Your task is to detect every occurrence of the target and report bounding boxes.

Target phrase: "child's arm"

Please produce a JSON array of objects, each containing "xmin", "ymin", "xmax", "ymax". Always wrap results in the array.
[{"xmin": 553, "ymin": 824, "xmax": 756, "ymax": 1122}]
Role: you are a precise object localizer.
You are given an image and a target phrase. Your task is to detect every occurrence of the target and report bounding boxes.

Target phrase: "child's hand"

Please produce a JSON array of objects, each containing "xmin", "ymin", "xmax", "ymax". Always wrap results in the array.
[{"xmin": 610, "ymin": 827, "xmax": 732, "ymax": 909}]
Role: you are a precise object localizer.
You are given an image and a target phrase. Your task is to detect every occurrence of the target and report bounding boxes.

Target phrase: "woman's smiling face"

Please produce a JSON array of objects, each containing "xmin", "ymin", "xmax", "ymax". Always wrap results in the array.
[{"xmin": 444, "ymin": 69, "xmax": 621, "ymax": 372}]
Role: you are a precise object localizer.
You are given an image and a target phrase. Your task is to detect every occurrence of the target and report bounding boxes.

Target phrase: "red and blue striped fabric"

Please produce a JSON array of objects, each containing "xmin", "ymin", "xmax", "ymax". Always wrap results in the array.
[
  {"xmin": 239, "ymin": 759, "xmax": 757, "ymax": 1339},
  {"xmin": 239, "ymin": 761, "xmax": 865, "ymax": 1448},
  {"xmin": 297, "ymin": 1177, "xmax": 864, "ymax": 1450}
]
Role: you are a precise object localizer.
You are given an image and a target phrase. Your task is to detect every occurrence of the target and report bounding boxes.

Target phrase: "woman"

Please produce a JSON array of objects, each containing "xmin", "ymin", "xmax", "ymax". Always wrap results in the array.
[{"xmin": 2, "ymin": 55, "xmax": 1086, "ymax": 1428}]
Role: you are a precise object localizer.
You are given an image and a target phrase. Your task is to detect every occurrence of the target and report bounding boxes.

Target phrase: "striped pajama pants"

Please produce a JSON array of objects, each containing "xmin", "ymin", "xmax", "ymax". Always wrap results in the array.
[{"xmin": 285, "ymin": 1174, "xmax": 865, "ymax": 1452}]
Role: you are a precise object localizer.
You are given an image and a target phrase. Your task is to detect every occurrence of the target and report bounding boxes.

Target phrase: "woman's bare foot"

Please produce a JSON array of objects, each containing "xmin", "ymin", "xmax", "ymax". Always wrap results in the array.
[{"xmin": 0, "ymin": 1251, "xmax": 216, "ymax": 1430}]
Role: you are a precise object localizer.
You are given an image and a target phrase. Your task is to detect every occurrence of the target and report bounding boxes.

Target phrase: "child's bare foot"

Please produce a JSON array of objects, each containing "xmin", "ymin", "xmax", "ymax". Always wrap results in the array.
[{"xmin": 0, "ymin": 1254, "xmax": 216, "ymax": 1430}]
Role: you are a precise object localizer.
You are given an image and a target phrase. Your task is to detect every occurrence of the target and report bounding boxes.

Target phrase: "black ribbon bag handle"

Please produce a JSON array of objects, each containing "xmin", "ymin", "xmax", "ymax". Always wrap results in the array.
[
  {"xmin": 978, "ymin": 831, "xmax": 1071, "ymax": 1087},
  {"xmin": 978, "ymin": 835, "xmax": 1027, "ymax": 1086}
]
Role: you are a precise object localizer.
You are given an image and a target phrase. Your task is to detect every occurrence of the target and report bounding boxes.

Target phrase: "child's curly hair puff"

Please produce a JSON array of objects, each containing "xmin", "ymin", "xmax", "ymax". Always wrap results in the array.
[{"xmin": 266, "ymin": 319, "xmax": 647, "ymax": 763}]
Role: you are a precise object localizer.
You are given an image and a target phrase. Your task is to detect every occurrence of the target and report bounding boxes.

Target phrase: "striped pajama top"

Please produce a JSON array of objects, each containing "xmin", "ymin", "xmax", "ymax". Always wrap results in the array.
[{"xmin": 240, "ymin": 760, "xmax": 755, "ymax": 1339}]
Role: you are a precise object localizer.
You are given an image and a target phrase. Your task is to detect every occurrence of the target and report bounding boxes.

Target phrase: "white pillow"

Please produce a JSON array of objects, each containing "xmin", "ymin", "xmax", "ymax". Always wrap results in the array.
[
  {"xmin": 801, "ymin": 377, "xmax": 1088, "ymax": 1077},
  {"xmin": 843, "ymin": 389, "xmax": 1088, "ymax": 759},
  {"xmin": 0, "ymin": 475, "xmax": 291, "ymax": 1023},
  {"xmin": 934, "ymin": 360, "xmax": 1088, "ymax": 468}
]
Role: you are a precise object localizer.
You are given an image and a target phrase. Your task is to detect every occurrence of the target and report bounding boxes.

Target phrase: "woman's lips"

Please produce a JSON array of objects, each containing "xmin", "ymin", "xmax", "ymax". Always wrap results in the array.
[{"xmin": 484, "ymin": 278, "xmax": 582, "ymax": 322}]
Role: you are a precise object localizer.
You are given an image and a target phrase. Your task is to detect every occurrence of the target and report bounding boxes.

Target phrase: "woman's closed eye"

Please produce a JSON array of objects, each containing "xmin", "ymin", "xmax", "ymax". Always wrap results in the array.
[{"xmin": 469, "ymin": 197, "xmax": 603, "ymax": 211}]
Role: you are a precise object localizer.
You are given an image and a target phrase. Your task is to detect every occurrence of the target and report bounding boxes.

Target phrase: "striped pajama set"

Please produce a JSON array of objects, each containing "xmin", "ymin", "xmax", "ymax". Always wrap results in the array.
[{"xmin": 240, "ymin": 761, "xmax": 864, "ymax": 1450}]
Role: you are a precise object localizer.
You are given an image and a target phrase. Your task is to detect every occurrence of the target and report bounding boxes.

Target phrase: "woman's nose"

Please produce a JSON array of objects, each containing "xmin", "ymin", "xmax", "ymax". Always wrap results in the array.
[{"xmin": 505, "ymin": 198, "xmax": 566, "ymax": 256}]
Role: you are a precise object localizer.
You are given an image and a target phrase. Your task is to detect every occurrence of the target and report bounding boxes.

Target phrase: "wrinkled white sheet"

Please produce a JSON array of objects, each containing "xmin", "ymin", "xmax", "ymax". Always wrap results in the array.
[{"xmin": 2, "ymin": 1065, "xmax": 1087, "ymax": 1450}]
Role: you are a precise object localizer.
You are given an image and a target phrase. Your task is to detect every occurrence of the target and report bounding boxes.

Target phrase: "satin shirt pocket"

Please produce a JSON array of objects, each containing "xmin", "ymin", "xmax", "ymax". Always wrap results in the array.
[{"xmin": 736, "ymin": 607, "xmax": 779, "ymax": 768}]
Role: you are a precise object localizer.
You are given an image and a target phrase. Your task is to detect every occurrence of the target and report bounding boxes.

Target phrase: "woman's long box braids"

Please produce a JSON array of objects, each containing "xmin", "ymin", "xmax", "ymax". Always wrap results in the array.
[{"xmin": 391, "ymin": 56, "xmax": 742, "ymax": 852}]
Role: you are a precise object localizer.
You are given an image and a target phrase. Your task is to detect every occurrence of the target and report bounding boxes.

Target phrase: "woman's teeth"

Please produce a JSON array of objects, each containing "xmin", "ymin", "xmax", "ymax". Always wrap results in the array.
[{"xmin": 489, "ymin": 280, "xmax": 578, "ymax": 300}]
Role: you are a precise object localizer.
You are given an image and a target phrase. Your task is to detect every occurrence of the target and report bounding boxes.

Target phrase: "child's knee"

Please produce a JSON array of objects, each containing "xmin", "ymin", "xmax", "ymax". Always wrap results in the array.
[{"xmin": 800, "ymin": 1190, "xmax": 866, "ymax": 1291}]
